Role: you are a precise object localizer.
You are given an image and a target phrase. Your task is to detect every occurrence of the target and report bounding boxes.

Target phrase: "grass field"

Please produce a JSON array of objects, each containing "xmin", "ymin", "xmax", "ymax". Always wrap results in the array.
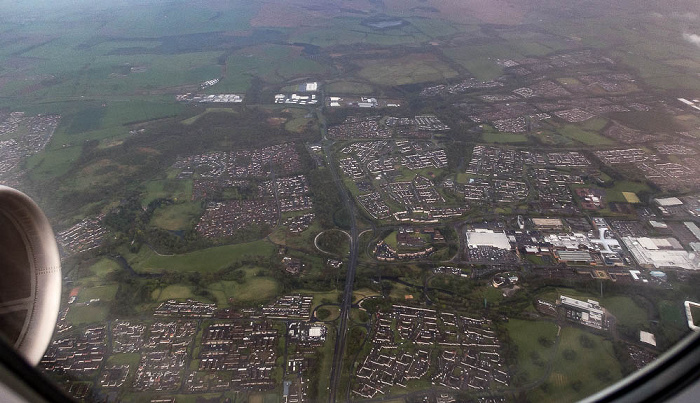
[
  {"xmin": 152, "ymin": 284, "xmax": 195, "ymax": 302},
  {"xmin": 482, "ymin": 132, "xmax": 529, "ymax": 143},
  {"xmin": 531, "ymin": 327, "xmax": 622, "ymax": 403},
  {"xmin": 605, "ymin": 181, "xmax": 652, "ymax": 203},
  {"xmin": 506, "ymin": 319, "xmax": 559, "ymax": 383},
  {"xmin": 107, "ymin": 353, "xmax": 141, "ymax": 367},
  {"xmin": 207, "ymin": 267, "xmax": 280, "ymax": 306},
  {"xmin": 76, "ymin": 284, "xmax": 119, "ymax": 303},
  {"xmin": 601, "ymin": 296, "xmax": 648, "ymax": 330},
  {"xmin": 557, "ymin": 125, "xmax": 615, "ymax": 146},
  {"xmin": 326, "ymin": 81, "xmax": 375, "ymax": 95},
  {"xmin": 66, "ymin": 305, "xmax": 109, "ymax": 324},
  {"xmin": 130, "ymin": 239, "xmax": 276, "ymax": 273},
  {"xmin": 658, "ymin": 300, "xmax": 687, "ymax": 328},
  {"xmin": 621, "ymin": 192, "xmax": 640, "ymax": 203},
  {"xmin": 150, "ymin": 201, "xmax": 202, "ymax": 231},
  {"xmin": 87, "ymin": 258, "xmax": 122, "ymax": 279},
  {"xmin": 356, "ymin": 54, "xmax": 458, "ymax": 86},
  {"xmin": 142, "ymin": 179, "xmax": 193, "ymax": 205}
]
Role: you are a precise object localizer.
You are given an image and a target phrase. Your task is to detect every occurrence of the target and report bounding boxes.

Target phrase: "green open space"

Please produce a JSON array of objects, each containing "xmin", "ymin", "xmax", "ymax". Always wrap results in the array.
[
  {"xmin": 658, "ymin": 300, "xmax": 687, "ymax": 328},
  {"xmin": 506, "ymin": 319, "xmax": 559, "ymax": 383},
  {"xmin": 107, "ymin": 353, "xmax": 141, "ymax": 367},
  {"xmin": 181, "ymin": 108, "xmax": 237, "ymax": 125},
  {"xmin": 268, "ymin": 218, "xmax": 322, "ymax": 252},
  {"xmin": 207, "ymin": 268, "xmax": 280, "ymax": 306},
  {"xmin": 150, "ymin": 201, "xmax": 202, "ymax": 231},
  {"xmin": 66, "ymin": 305, "xmax": 109, "ymax": 324},
  {"xmin": 87, "ymin": 258, "xmax": 122, "ymax": 279},
  {"xmin": 356, "ymin": 54, "xmax": 458, "ymax": 86},
  {"xmin": 531, "ymin": 327, "xmax": 622, "ymax": 403},
  {"xmin": 152, "ymin": 284, "xmax": 195, "ymax": 302},
  {"xmin": 129, "ymin": 239, "xmax": 276, "ymax": 273},
  {"xmin": 557, "ymin": 125, "xmax": 615, "ymax": 146},
  {"xmin": 326, "ymin": 81, "xmax": 375, "ymax": 95},
  {"xmin": 76, "ymin": 284, "xmax": 119, "ymax": 303},
  {"xmin": 605, "ymin": 181, "xmax": 652, "ymax": 204},
  {"xmin": 142, "ymin": 178, "xmax": 193, "ymax": 205},
  {"xmin": 600, "ymin": 296, "xmax": 648, "ymax": 330},
  {"xmin": 26, "ymin": 145, "xmax": 83, "ymax": 181},
  {"xmin": 481, "ymin": 132, "xmax": 529, "ymax": 143}
]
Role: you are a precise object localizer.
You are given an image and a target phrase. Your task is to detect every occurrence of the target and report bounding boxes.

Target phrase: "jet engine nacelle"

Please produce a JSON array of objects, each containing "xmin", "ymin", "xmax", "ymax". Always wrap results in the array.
[{"xmin": 0, "ymin": 185, "xmax": 61, "ymax": 366}]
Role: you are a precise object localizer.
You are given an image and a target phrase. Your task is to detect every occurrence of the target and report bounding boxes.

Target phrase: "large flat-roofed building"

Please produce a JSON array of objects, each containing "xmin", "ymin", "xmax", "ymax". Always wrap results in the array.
[
  {"xmin": 532, "ymin": 218, "xmax": 564, "ymax": 230},
  {"xmin": 559, "ymin": 296, "xmax": 604, "ymax": 329},
  {"xmin": 622, "ymin": 236, "xmax": 700, "ymax": 270},
  {"xmin": 655, "ymin": 197, "xmax": 683, "ymax": 207},
  {"xmin": 684, "ymin": 222, "xmax": 700, "ymax": 242},
  {"xmin": 466, "ymin": 229, "xmax": 511, "ymax": 250},
  {"xmin": 555, "ymin": 250, "xmax": 594, "ymax": 264}
]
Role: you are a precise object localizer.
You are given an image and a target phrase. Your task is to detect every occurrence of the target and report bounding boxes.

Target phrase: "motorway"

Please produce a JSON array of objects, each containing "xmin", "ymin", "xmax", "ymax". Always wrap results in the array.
[
  {"xmin": 324, "ymin": 138, "xmax": 360, "ymax": 403},
  {"xmin": 319, "ymin": 101, "xmax": 361, "ymax": 402}
]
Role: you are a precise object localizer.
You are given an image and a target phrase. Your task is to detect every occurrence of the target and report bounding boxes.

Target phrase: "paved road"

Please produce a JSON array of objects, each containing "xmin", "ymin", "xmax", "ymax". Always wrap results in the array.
[
  {"xmin": 325, "ymin": 138, "xmax": 360, "ymax": 403},
  {"xmin": 315, "ymin": 96, "xmax": 360, "ymax": 402}
]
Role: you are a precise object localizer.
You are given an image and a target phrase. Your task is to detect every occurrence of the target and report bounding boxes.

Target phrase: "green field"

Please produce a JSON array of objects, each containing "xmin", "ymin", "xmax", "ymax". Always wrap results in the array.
[
  {"xmin": 557, "ymin": 125, "xmax": 615, "ymax": 146},
  {"xmin": 152, "ymin": 284, "xmax": 195, "ymax": 302},
  {"xmin": 605, "ymin": 181, "xmax": 652, "ymax": 203},
  {"xmin": 356, "ymin": 54, "xmax": 458, "ymax": 86},
  {"xmin": 76, "ymin": 284, "xmax": 119, "ymax": 303},
  {"xmin": 531, "ymin": 327, "xmax": 622, "ymax": 403},
  {"xmin": 150, "ymin": 202, "xmax": 202, "ymax": 231},
  {"xmin": 130, "ymin": 240, "xmax": 276, "ymax": 273},
  {"xmin": 107, "ymin": 353, "xmax": 141, "ymax": 367},
  {"xmin": 207, "ymin": 267, "xmax": 280, "ymax": 306},
  {"xmin": 66, "ymin": 305, "xmax": 109, "ymax": 324},
  {"xmin": 326, "ymin": 81, "xmax": 375, "ymax": 95},
  {"xmin": 658, "ymin": 300, "xmax": 687, "ymax": 328},
  {"xmin": 601, "ymin": 296, "xmax": 648, "ymax": 330},
  {"xmin": 506, "ymin": 319, "xmax": 559, "ymax": 384},
  {"xmin": 87, "ymin": 258, "xmax": 122, "ymax": 279},
  {"xmin": 482, "ymin": 132, "xmax": 529, "ymax": 143}
]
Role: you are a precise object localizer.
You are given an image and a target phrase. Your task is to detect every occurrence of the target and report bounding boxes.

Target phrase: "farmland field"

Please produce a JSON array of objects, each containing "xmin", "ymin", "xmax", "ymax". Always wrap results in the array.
[{"xmin": 356, "ymin": 54, "xmax": 459, "ymax": 86}]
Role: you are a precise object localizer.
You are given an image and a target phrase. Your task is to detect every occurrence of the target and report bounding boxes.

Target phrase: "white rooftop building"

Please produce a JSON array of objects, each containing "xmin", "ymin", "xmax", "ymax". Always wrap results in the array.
[
  {"xmin": 622, "ymin": 236, "xmax": 700, "ymax": 270},
  {"xmin": 466, "ymin": 229, "xmax": 511, "ymax": 250},
  {"xmin": 655, "ymin": 197, "xmax": 683, "ymax": 207},
  {"xmin": 640, "ymin": 331, "xmax": 657, "ymax": 346}
]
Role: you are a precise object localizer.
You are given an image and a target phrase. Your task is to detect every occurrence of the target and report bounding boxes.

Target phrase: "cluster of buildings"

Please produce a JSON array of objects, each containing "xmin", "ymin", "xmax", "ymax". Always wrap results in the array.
[
  {"xmin": 458, "ymin": 145, "xmax": 602, "ymax": 212},
  {"xmin": 262, "ymin": 295, "xmax": 312, "ymax": 319},
  {"xmin": 57, "ymin": 215, "xmax": 108, "ymax": 255},
  {"xmin": 195, "ymin": 173, "xmax": 314, "ymax": 238},
  {"xmin": 173, "ymin": 143, "xmax": 302, "ymax": 180},
  {"xmin": 198, "ymin": 321, "xmax": 278, "ymax": 390},
  {"xmin": 374, "ymin": 228, "xmax": 436, "ymax": 261},
  {"xmin": 154, "ymin": 299, "xmax": 217, "ymax": 318},
  {"xmin": 336, "ymin": 139, "xmax": 452, "ymax": 221},
  {"xmin": 420, "ymin": 78, "xmax": 503, "ymax": 97},
  {"xmin": 175, "ymin": 93, "xmax": 243, "ymax": 103},
  {"xmin": 283, "ymin": 212, "xmax": 314, "ymax": 233},
  {"xmin": 41, "ymin": 326, "xmax": 106, "ymax": 375},
  {"xmin": 173, "ymin": 144, "xmax": 314, "ymax": 238},
  {"xmin": 132, "ymin": 321, "xmax": 197, "ymax": 391},
  {"xmin": 558, "ymin": 296, "xmax": 607, "ymax": 330},
  {"xmin": 196, "ymin": 199, "xmax": 279, "ymax": 238},
  {"xmin": 45, "ymin": 293, "xmax": 332, "ymax": 398},
  {"xmin": 274, "ymin": 82, "xmax": 319, "ymax": 105},
  {"xmin": 328, "ymin": 116, "xmax": 390, "ymax": 139},
  {"xmin": 0, "ymin": 112, "xmax": 60, "ymax": 187},
  {"xmin": 353, "ymin": 305, "xmax": 508, "ymax": 398},
  {"xmin": 274, "ymin": 93, "xmax": 319, "ymax": 105}
]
